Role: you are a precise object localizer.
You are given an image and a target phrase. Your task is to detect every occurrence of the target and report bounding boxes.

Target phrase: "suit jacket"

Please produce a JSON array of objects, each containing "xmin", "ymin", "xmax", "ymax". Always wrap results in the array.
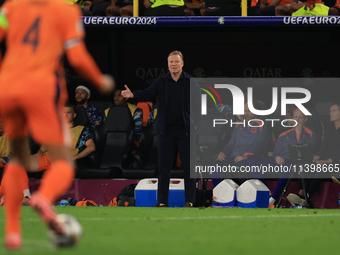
[{"xmin": 133, "ymin": 71, "xmax": 200, "ymax": 135}]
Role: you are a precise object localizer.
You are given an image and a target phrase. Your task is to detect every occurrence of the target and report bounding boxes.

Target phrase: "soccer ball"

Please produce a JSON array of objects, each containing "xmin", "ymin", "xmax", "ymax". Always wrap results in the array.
[{"xmin": 48, "ymin": 214, "xmax": 83, "ymax": 247}]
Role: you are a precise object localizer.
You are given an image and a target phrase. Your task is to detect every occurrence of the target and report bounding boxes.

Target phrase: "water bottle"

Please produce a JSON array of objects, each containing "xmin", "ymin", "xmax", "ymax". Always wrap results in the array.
[{"xmin": 338, "ymin": 193, "xmax": 340, "ymax": 209}]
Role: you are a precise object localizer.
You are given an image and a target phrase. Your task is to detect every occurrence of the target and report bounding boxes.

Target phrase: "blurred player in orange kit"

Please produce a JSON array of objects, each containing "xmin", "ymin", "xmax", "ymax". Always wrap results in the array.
[{"xmin": 0, "ymin": 0, "xmax": 115, "ymax": 250}]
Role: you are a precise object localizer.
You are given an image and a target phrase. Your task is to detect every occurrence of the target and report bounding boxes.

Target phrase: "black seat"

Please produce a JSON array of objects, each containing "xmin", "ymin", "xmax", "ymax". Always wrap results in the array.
[
  {"xmin": 74, "ymin": 105, "xmax": 91, "ymax": 130},
  {"xmin": 122, "ymin": 119, "xmax": 159, "ymax": 179},
  {"xmin": 76, "ymin": 106, "xmax": 135, "ymax": 178}
]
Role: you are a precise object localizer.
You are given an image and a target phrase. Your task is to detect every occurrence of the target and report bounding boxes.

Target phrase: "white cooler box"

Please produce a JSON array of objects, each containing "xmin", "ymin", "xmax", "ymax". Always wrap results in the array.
[
  {"xmin": 237, "ymin": 179, "xmax": 270, "ymax": 208},
  {"xmin": 212, "ymin": 179, "xmax": 239, "ymax": 208},
  {"xmin": 135, "ymin": 178, "xmax": 186, "ymax": 207}
]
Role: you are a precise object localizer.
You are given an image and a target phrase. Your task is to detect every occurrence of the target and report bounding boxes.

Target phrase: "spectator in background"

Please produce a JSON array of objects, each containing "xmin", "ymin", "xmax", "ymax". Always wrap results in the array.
[
  {"xmin": 273, "ymin": 0, "xmax": 334, "ymax": 16},
  {"xmin": 105, "ymin": 89, "xmax": 143, "ymax": 146},
  {"xmin": 91, "ymin": 0, "xmax": 145, "ymax": 16},
  {"xmin": 288, "ymin": 103, "xmax": 340, "ymax": 206},
  {"xmin": 330, "ymin": 0, "xmax": 340, "ymax": 14},
  {"xmin": 275, "ymin": 0, "xmax": 307, "ymax": 15},
  {"xmin": 204, "ymin": 0, "xmax": 241, "ymax": 16},
  {"xmin": 259, "ymin": 0, "xmax": 291, "ymax": 15},
  {"xmin": 260, "ymin": 108, "xmax": 316, "ymax": 205},
  {"xmin": 90, "ymin": 0, "xmax": 112, "ymax": 16},
  {"xmin": 291, "ymin": 0, "xmax": 333, "ymax": 15},
  {"xmin": 120, "ymin": 0, "xmax": 146, "ymax": 16},
  {"xmin": 103, "ymin": 0, "xmax": 146, "ymax": 16},
  {"xmin": 75, "ymin": 85, "xmax": 103, "ymax": 133},
  {"xmin": 144, "ymin": 0, "xmax": 186, "ymax": 16},
  {"xmin": 81, "ymin": 0, "xmax": 93, "ymax": 15},
  {"xmin": 184, "ymin": 0, "xmax": 206, "ymax": 16},
  {"xmin": 65, "ymin": 0, "xmax": 93, "ymax": 16}
]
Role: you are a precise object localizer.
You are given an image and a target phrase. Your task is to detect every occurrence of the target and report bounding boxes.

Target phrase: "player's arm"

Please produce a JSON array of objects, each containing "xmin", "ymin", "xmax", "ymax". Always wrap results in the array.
[
  {"xmin": 66, "ymin": 42, "xmax": 106, "ymax": 88},
  {"xmin": 74, "ymin": 139, "xmax": 95, "ymax": 160},
  {"xmin": 63, "ymin": 7, "xmax": 114, "ymax": 93},
  {"xmin": 66, "ymin": 40, "xmax": 114, "ymax": 94}
]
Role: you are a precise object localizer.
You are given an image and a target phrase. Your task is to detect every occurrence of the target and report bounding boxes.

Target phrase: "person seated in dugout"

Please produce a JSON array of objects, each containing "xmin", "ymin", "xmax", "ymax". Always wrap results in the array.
[
  {"xmin": 287, "ymin": 102, "xmax": 340, "ymax": 207},
  {"xmin": 211, "ymin": 101, "xmax": 271, "ymax": 187},
  {"xmin": 136, "ymin": 101, "xmax": 157, "ymax": 127},
  {"xmin": 75, "ymin": 85, "xmax": 103, "ymax": 133},
  {"xmin": 247, "ymin": 107, "xmax": 317, "ymax": 206},
  {"xmin": 0, "ymin": 103, "xmax": 95, "ymax": 204}
]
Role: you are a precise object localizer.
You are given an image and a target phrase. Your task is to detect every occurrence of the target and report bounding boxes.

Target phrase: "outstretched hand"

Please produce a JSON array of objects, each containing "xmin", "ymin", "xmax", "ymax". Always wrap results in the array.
[{"xmin": 121, "ymin": 85, "xmax": 134, "ymax": 98}]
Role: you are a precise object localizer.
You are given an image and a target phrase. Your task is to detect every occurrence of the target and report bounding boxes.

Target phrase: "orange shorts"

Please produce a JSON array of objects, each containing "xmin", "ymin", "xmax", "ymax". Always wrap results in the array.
[
  {"xmin": 0, "ymin": 93, "xmax": 70, "ymax": 147},
  {"xmin": 37, "ymin": 155, "xmax": 52, "ymax": 172}
]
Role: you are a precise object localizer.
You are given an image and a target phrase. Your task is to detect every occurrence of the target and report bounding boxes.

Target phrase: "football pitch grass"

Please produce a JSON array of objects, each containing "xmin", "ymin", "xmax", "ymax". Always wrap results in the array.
[{"xmin": 0, "ymin": 207, "xmax": 339, "ymax": 255}]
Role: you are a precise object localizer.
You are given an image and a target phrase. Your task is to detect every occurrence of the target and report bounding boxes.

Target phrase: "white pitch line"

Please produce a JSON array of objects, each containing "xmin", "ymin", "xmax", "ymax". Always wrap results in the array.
[
  {"xmin": 0, "ymin": 214, "xmax": 339, "ymax": 223},
  {"xmin": 79, "ymin": 213, "xmax": 340, "ymax": 221}
]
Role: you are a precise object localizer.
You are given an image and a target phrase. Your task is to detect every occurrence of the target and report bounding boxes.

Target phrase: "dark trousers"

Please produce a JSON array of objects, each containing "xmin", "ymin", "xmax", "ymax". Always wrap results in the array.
[
  {"xmin": 157, "ymin": 128, "xmax": 196, "ymax": 204},
  {"xmin": 298, "ymin": 173, "xmax": 323, "ymax": 198}
]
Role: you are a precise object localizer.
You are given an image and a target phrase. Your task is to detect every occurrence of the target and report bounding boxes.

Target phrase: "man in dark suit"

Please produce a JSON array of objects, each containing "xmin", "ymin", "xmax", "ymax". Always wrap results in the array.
[{"xmin": 122, "ymin": 50, "xmax": 199, "ymax": 207}]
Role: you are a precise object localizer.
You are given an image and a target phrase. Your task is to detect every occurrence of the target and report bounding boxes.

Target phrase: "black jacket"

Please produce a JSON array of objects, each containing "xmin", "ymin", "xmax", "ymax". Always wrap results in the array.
[{"xmin": 133, "ymin": 71, "xmax": 200, "ymax": 135}]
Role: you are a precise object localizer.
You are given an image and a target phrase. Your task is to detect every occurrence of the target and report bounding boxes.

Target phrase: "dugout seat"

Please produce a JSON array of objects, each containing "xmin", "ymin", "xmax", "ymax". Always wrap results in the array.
[
  {"xmin": 74, "ymin": 105, "xmax": 91, "ymax": 130},
  {"xmin": 122, "ymin": 119, "xmax": 158, "ymax": 179},
  {"xmin": 76, "ymin": 106, "xmax": 135, "ymax": 178}
]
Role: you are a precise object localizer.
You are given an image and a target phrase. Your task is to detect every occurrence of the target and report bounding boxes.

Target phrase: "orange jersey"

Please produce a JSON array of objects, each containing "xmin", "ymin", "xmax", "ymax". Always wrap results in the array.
[{"xmin": 0, "ymin": 0, "xmax": 84, "ymax": 97}]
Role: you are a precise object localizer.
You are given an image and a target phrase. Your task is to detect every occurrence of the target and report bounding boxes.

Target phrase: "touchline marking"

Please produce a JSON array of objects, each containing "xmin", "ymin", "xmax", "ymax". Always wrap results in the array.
[
  {"xmin": 0, "ymin": 214, "xmax": 339, "ymax": 223},
  {"xmin": 82, "ymin": 214, "xmax": 340, "ymax": 221}
]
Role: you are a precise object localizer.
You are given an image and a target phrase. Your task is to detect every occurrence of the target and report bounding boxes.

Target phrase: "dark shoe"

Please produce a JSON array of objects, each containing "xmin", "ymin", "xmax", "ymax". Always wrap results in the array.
[
  {"xmin": 153, "ymin": 202, "xmax": 168, "ymax": 207},
  {"xmin": 183, "ymin": 202, "xmax": 193, "ymax": 208}
]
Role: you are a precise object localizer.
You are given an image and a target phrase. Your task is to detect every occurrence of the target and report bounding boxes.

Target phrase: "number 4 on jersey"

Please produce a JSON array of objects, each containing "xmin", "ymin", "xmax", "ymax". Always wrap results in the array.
[{"xmin": 23, "ymin": 17, "xmax": 40, "ymax": 52}]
